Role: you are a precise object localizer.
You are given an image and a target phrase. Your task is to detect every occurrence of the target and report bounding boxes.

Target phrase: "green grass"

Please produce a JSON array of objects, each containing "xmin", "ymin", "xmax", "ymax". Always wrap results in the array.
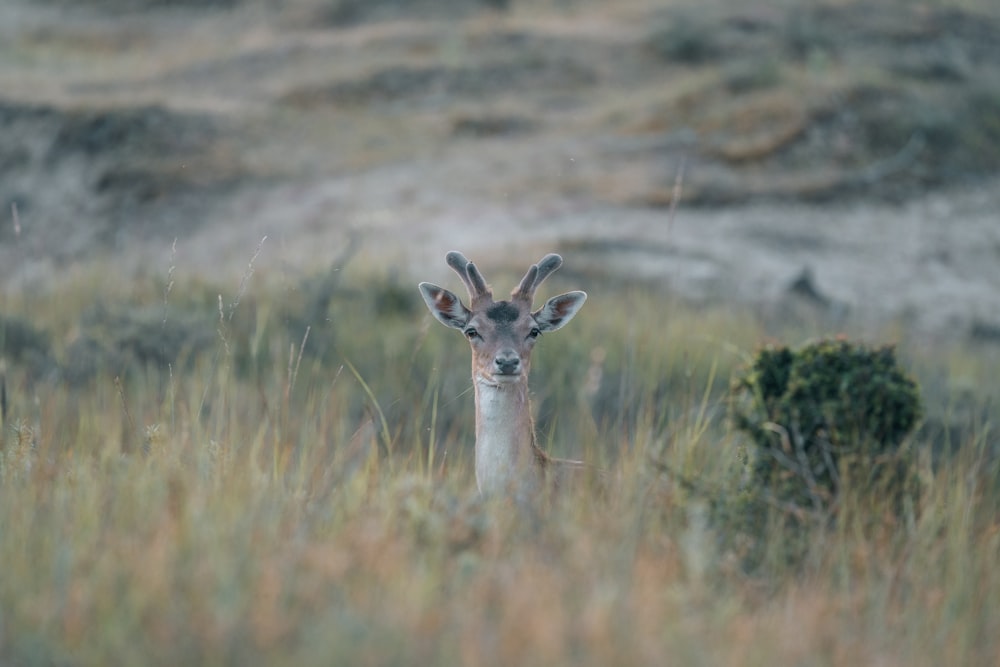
[{"xmin": 0, "ymin": 265, "xmax": 998, "ymax": 666}]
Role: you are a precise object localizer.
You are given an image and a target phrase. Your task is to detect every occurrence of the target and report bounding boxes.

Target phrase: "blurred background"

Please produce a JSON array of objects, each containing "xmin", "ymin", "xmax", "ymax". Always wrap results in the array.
[
  {"xmin": 2, "ymin": 4, "xmax": 1000, "ymax": 663},
  {"xmin": 0, "ymin": 0, "xmax": 998, "ymax": 338}
]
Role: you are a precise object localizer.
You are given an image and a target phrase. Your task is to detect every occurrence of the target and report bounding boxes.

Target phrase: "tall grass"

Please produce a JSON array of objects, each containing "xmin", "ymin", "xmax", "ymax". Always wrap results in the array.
[{"xmin": 0, "ymin": 264, "xmax": 997, "ymax": 666}]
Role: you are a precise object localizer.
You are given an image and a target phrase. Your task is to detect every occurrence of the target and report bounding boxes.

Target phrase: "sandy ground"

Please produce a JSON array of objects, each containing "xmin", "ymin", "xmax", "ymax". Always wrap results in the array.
[{"xmin": 0, "ymin": 0, "xmax": 998, "ymax": 340}]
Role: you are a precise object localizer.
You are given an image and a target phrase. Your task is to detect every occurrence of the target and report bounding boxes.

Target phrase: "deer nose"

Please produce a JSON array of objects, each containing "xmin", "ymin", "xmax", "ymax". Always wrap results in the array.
[{"xmin": 494, "ymin": 351, "xmax": 520, "ymax": 375}]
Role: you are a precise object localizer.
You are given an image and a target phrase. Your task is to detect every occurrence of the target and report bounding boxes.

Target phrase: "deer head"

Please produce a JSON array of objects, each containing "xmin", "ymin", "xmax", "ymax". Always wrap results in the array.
[{"xmin": 418, "ymin": 251, "xmax": 587, "ymax": 386}]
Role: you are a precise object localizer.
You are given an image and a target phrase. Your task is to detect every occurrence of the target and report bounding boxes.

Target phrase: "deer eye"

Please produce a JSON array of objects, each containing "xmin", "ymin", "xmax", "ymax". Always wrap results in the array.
[
  {"xmin": 528, "ymin": 327, "xmax": 541, "ymax": 340},
  {"xmin": 464, "ymin": 328, "xmax": 480, "ymax": 340}
]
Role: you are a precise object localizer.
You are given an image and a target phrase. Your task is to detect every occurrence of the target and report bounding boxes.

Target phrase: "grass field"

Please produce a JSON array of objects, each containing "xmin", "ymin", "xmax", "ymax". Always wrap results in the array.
[
  {"xmin": 0, "ymin": 0, "xmax": 998, "ymax": 663},
  {"xmin": 0, "ymin": 258, "xmax": 997, "ymax": 667}
]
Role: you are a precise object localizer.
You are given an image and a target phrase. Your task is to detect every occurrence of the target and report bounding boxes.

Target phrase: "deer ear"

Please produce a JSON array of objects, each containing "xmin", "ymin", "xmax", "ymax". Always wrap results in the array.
[
  {"xmin": 419, "ymin": 282, "xmax": 471, "ymax": 329},
  {"xmin": 533, "ymin": 291, "xmax": 587, "ymax": 332}
]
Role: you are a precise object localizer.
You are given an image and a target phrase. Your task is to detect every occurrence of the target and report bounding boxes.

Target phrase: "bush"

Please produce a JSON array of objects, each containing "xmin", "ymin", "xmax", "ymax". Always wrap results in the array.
[
  {"xmin": 0, "ymin": 315, "xmax": 54, "ymax": 377},
  {"xmin": 731, "ymin": 338, "xmax": 923, "ymax": 518},
  {"xmin": 715, "ymin": 338, "xmax": 925, "ymax": 572},
  {"xmin": 61, "ymin": 303, "xmax": 217, "ymax": 385}
]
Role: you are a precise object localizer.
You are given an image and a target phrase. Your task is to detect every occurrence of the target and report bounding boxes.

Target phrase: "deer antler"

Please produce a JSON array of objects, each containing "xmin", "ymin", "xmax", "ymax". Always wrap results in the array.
[
  {"xmin": 446, "ymin": 251, "xmax": 492, "ymax": 305},
  {"xmin": 512, "ymin": 253, "xmax": 562, "ymax": 304}
]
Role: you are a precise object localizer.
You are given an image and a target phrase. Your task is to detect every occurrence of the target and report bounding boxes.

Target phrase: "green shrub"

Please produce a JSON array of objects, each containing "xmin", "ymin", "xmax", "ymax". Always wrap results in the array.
[
  {"xmin": 714, "ymin": 339, "xmax": 926, "ymax": 572},
  {"xmin": 0, "ymin": 314, "xmax": 53, "ymax": 377},
  {"xmin": 731, "ymin": 339, "xmax": 923, "ymax": 518}
]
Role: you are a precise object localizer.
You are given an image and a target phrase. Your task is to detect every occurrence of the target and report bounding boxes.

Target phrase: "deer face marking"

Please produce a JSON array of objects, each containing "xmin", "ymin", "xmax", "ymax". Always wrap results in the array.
[
  {"xmin": 463, "ymin": 300, "xmax": 542, "ymax": 383},
  {"xmin": 418, "ymin": 252, "xmax": 587, "ymax": 386}
]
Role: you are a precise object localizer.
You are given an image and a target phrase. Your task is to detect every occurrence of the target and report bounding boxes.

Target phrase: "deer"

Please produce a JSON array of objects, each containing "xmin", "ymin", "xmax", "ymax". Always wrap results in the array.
[{"xmin": 418, "ymin": 251, "xmax": 588, "ymax": 500}]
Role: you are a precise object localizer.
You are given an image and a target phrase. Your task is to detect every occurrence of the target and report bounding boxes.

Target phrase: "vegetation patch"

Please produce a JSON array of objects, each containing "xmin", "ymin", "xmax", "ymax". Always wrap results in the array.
[
  {"xmin": 0, "ymin": 314, "xmax": 53, "ymax": 377},
  {"xmin": 626, "ymin": 3, "xmax": 1000, "ymax": 204},
  {"xmin": 317, "ymin": 0, "xmax": 510, "ymax": 25},
  {"xmin": 724, "ymin": 338, "xmax": 924, "ymax": 567},
  {"xmin": 38, "ymin": 0, "xmax": 242, "ymax": 8},
  {"xmin": 62, "ymin": 302, "xmax": 218, "ymax": 385},
  {"xmin": 0, "ymin": 268, "xmax": 997, "ymax": 664},
  {"xmin": 451, "ymin": 112, "xmax": 537, "ymax": 138},
  {"xmin": 0, "ymin": 100, "xmax": 243, "ymax": 256},
  {"xmin": 283, "ymin": 58, "xmax": 596, "ymax": 108}
]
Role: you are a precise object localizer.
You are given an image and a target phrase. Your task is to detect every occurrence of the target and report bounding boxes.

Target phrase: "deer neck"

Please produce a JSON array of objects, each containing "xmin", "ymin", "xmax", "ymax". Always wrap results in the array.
[{"xmin": 473, "ymin": 375, "xmax": 544, "ymax": 497}]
